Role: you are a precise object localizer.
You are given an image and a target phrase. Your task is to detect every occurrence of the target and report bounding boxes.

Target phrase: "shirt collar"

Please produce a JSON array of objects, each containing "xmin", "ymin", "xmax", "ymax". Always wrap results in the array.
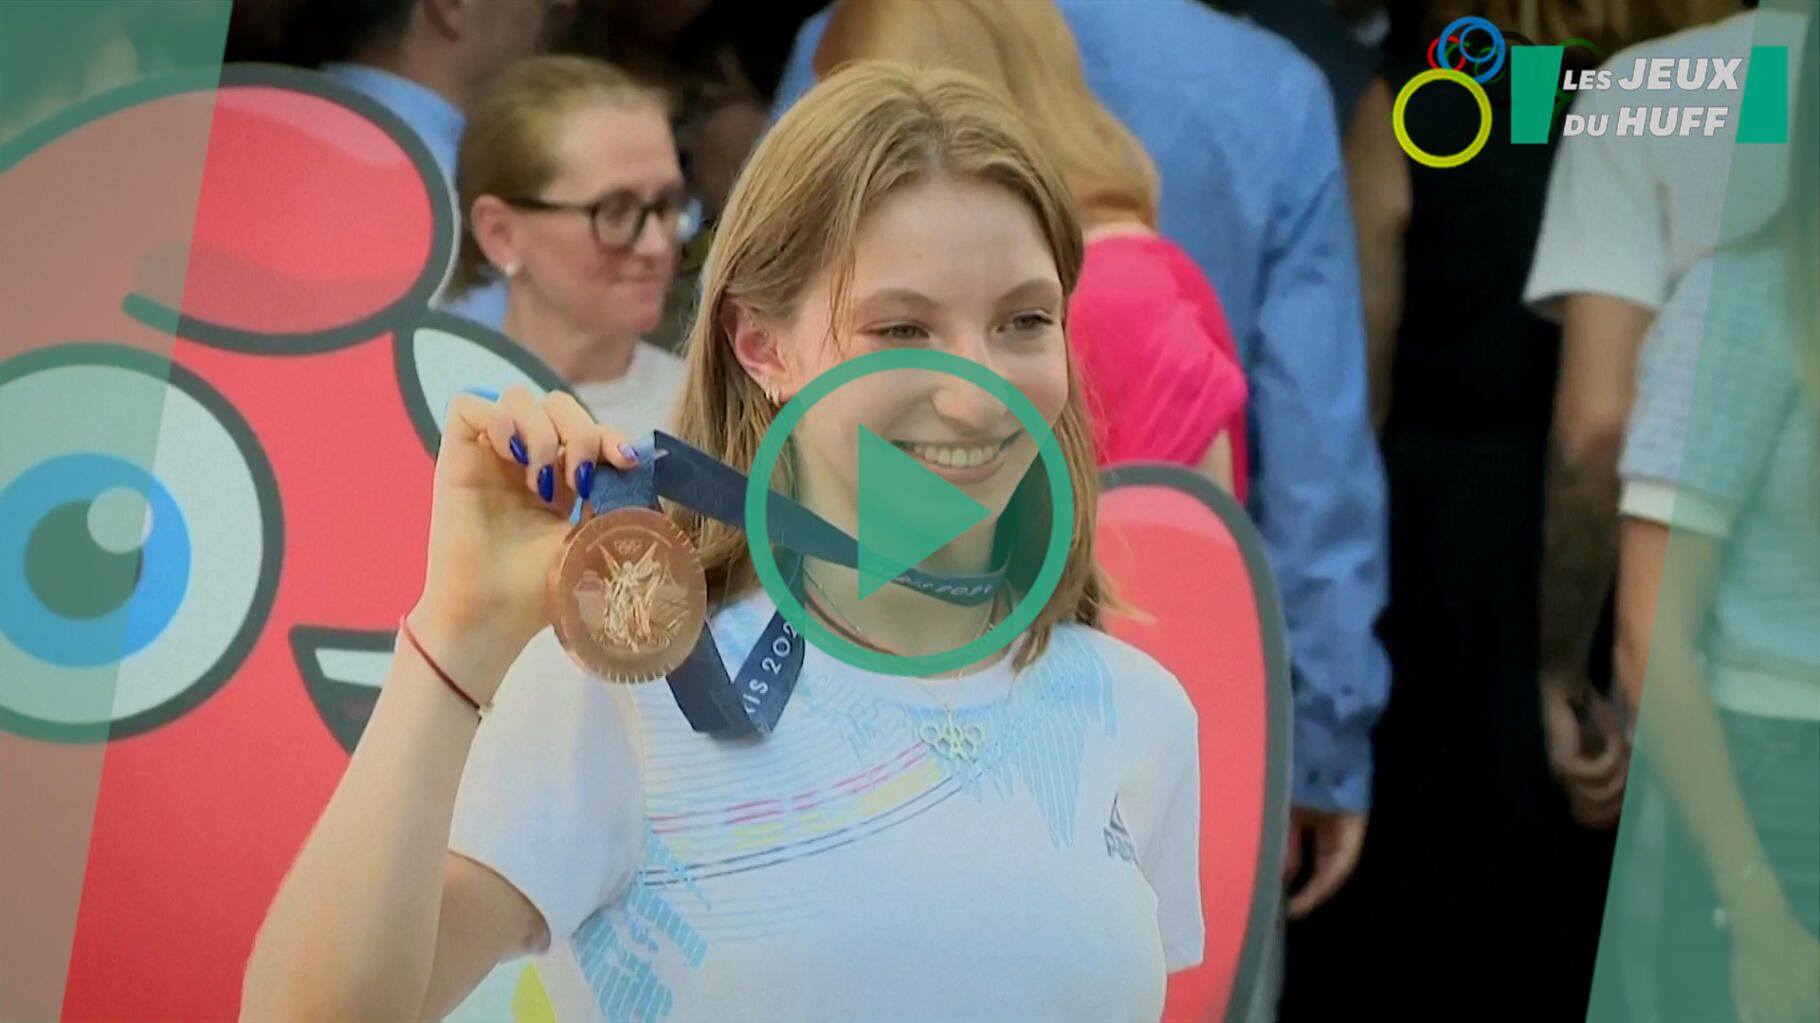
[{"xmin": 320, "ymin": 63, "xmax": 465, "ymax": 177}]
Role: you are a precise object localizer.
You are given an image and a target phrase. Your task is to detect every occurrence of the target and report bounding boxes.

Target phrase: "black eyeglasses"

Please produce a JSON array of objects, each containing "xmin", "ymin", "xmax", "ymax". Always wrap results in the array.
[{"xmin": 505, "ymin": 187, "xmax": 696, "ymax": 248}]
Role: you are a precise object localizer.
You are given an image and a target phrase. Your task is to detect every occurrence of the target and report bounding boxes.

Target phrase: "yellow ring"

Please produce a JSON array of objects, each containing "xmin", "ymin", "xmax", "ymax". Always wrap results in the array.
[{"xmin": 1392, "ymin": 69, "xmax": 1493, "ymax": 169}]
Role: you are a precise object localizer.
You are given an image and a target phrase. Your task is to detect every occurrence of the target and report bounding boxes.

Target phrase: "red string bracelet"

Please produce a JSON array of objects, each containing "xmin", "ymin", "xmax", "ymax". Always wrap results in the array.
[{"xmin": 398, "ymin": 615, "xmax": 491, "ymax": 718}]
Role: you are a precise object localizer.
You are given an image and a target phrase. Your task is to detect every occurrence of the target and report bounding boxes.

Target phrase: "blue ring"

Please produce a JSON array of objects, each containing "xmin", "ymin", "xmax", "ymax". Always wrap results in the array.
[
  {"xmin": 1439, "ymin": 16, "xmax": 1507, "ymax": 84},
  {"xmin": 0, "ymin": 454, "xmax": 189, "ymax": 667}
]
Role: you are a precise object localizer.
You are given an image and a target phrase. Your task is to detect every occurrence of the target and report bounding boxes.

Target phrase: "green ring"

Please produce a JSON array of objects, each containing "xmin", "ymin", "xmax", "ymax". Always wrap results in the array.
[{"xmin": 745, "ymin": 349, "xmax": 1074, "ymax": 676}]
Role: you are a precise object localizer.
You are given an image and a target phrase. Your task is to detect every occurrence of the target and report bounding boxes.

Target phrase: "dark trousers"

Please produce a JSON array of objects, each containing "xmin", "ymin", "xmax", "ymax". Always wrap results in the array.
[{"xmin": 1280, "ymin": 426, "xmax": 1615, "ymax": 1021}]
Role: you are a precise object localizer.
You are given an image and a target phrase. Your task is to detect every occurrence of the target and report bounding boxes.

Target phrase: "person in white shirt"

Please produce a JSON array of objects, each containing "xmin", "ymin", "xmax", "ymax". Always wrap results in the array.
[
  {"xmin": 1521, "ymin": 3, "xmax": 1808, "ymax": 826},
  {"xmin": 449, "ymin": 56, "xmax": 689, "ymax": 441},
  {"xmin": 1608, "ymin": 17, "xmax": 1819, "ymax": 1018},
  {"xmin": 241, "ymin": 61, "xmax": 1204, "ymax": 1023}
]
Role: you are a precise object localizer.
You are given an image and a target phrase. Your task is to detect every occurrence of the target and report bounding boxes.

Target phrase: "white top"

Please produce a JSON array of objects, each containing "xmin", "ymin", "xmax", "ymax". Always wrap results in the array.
[
  {"xmin": 1616, "ymin": 252, "xmax": 1819, "ymax": 722},
  {"xmin": 1620, "ymin": 481, "xmax": 1818, "ymax": 721},
  {"xmin": 450, "ymin": 589, "xmax": 1204, "ymax": 1023},
  {"xmin": 572, "ymin": 343, "xmax": 688, "ymax": 442},
  {"xmin": 1524, "ymin": 8, "xmax": 1807, "ymax": 319}
]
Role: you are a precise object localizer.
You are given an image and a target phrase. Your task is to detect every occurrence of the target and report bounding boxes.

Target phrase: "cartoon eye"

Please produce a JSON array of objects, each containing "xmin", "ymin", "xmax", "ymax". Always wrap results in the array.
[
  {"xmin": 0, "ymin": 345, "xmax": 280, "ymax": 741},
  {"xmin": 393, "ymin": 310, "xmax": 573, "ymax": 456}
]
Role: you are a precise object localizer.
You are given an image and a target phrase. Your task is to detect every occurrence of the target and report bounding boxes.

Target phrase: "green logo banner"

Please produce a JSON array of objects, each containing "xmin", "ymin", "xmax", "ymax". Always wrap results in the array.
[
  {"xmin": 1739, "ymin": 46, "xmax": 1792, "ymax": 144},
  {"xmin": 1, "ymin": 6, "xmax": 232, "ymax": 1021},
  {"xmin": 1511, "ymin": 46, "xmax": 1566, "ymax": 144},
  {"xmin": 1397, "ymin": 20, "xmax": 1791, "ymax": 167}
]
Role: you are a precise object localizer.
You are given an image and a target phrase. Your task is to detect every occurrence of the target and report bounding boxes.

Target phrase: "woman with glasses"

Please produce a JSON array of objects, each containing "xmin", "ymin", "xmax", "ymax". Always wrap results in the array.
[{"xmin": 448, "ymin": 56, "xmax": 692, "ymax": 438}]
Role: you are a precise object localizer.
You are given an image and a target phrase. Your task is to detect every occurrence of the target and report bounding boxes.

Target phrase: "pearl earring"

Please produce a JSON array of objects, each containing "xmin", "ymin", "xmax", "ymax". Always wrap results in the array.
[{"xmin": 503, "ymin": 261, "xmax": 521, "ymax": 278}]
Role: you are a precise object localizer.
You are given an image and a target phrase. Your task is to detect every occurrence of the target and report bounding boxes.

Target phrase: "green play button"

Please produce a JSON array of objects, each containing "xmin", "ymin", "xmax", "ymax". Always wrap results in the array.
[
  {"xmin": 856, "ymin": 426, "xmax": 990, "ymax": 599},
  {"xmin": 746, "ymin": 349, "xmax": 1074, "ymax": 676}
]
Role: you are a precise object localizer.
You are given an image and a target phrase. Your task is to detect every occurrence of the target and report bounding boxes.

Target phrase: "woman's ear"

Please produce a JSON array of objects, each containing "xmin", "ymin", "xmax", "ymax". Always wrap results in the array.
[
  {"xmin": 470, "ymin": 195, "xmax": 522, "ymax": 278},
  {"xmin": 422, "ymin": 0, "xmax": 464, "ymax": 39},
  {"xmin": 723, "ymin": 299, "xmax": 790, "ymax": 394}
]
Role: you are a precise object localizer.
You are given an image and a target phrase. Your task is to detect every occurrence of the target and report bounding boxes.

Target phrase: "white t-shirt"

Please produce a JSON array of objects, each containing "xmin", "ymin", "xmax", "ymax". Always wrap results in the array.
[
  {"xmin": 450, "ymin": 589, "xmax": 1204, "ymax": 1023},
  {"xmin": 1616, "ymin": 253, "xmax": 1819, "ymax": 721},
  {"xmin": 1525, "ymin": 8, "xmax": 1808, "ymax": 319},
  {"xmin": 572, "ymin": 342, "xmax": 688, "ymax": 442}
]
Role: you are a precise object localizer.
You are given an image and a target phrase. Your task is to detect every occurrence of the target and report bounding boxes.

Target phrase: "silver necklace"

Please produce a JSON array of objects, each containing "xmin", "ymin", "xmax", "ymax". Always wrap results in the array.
[{"xmin": 803, "ymin": 570, "xmax": 996, "ymax": 764}]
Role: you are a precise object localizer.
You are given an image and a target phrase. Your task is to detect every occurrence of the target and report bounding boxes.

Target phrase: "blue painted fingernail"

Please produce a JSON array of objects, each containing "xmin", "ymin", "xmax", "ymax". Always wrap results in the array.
[
  {"xmin": 538, "ymin": 465, "xmax": 555, "ymax": 503},
  {"xmin": 509, "ymin": 434, "xmax": 530, "ymax": 466},
  {"xmin": 577, "ymin": 460, "xmax": 596, "ymax": 500},
  {"xmin": 618, "ymin": 443, "xmax": 639, "ymax": 464}
]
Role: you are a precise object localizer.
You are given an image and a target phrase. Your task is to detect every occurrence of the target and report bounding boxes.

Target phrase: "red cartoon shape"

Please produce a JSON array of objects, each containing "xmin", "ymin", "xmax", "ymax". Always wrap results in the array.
[{"xmin": 0, "ymin": 67, "xmax": 565, "ymax": 1021}]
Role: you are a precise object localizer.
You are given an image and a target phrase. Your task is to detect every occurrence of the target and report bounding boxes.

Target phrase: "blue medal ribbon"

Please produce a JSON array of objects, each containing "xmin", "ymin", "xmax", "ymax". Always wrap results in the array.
[{"xmin": 582, "ymin": 431, "xmax": 1008, "ymax": 737}]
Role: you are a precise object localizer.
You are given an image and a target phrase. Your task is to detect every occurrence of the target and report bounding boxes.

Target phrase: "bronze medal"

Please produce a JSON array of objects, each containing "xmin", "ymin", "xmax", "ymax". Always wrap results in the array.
[{"xmin": 548, "ymin": 507, "xmax": 708, "ymax": 683}]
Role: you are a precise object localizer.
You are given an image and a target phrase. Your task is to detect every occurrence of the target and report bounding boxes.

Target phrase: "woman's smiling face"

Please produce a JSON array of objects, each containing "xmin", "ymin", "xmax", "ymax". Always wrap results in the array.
[{"xmin": 770, "ymin": 172, "xmax": 1071, "ymax": 535}]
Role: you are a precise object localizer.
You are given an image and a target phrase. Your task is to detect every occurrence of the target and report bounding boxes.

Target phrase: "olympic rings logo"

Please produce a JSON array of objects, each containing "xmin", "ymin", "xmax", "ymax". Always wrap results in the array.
[{"xmin": 1393, "ymin": 18, "xmax": 1603, "ymax": 168}]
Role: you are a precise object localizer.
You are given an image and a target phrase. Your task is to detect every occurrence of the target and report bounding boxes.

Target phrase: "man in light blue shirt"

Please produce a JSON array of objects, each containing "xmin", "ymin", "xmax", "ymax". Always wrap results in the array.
[
  {"xmin": 777, "ymin": 0, "xmax": 1391, "ymax": 917},
  {"xmin": 316, "ymin": 0, "xmax": 569, "ymax": 332}
]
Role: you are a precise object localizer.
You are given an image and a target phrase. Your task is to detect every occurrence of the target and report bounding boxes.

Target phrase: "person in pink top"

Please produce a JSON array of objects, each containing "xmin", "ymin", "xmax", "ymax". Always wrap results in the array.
[
  {"xmin": 815, "ymin": 0, "xmax": 1248, "ymax": 497},
  {"xmin": 1072, "ymin": 227, "xmax": 1248, "ymax": 496}
]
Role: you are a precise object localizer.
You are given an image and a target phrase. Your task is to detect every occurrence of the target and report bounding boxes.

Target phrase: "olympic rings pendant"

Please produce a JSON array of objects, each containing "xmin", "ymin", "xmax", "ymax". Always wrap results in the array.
[{"xmin": 919, "ymin": 708, "xmax": 986, "ymax": 764}]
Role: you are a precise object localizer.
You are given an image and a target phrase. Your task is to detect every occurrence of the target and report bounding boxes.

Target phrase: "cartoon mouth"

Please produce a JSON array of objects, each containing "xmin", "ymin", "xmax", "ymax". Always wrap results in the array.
[{"xmin": 291, "ymin": 626, "xmax": 394, "ymax": 753}]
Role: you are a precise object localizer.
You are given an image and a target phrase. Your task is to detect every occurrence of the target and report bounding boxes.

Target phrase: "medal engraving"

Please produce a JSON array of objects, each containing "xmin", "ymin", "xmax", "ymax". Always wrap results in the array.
[{"xmin": 550, "ymin": 507, "xmax": 707, "ymax": 683}]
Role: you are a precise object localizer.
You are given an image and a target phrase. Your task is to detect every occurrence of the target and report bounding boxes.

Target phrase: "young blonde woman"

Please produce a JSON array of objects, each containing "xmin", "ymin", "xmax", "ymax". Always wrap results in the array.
[
  {"xmin": 1613, "ymin": 15, "xmax": 1819, "ymax": 1021},
  {"xmin": 242, "ymin": 62, "xmax": 1203, "ymax": 1023},
  {"xmin": 815, "ymin": 0, "xmax": 1248, "ymax": 498},
  {"xmin": 449, "ymin": 56, "xmax": 689, "ymax": 440}
]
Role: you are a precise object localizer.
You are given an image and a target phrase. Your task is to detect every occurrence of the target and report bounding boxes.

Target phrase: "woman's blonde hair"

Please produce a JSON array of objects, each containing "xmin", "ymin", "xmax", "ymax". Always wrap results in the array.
[
  {"xmin": 449, "ymin": 56, "xmax": 668, "ymax": 296},
  {"xmin": 813, "ymin": 0, "xmax": 1160, "ymax": 230},
  {"xmin": 1431, "ymin": 0, "xmax": 1743, "ymax": 52},
  {"xmin": 669, "ymin": 60, "xmax": 1107, "ymax": 668}
]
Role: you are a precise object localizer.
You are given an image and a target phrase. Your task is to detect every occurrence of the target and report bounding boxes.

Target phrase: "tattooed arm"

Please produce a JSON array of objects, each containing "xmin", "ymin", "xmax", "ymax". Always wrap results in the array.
[{"xmin": 1536, "ymin": 293, "xmax": 1654, "ymax": 826}]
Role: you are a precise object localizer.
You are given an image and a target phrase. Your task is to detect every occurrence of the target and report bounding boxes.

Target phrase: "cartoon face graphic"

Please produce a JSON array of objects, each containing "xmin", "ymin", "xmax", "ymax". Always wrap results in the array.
[{"xmin": 0, "ymin": 68, "xmax": 567, "ymax": 1021}]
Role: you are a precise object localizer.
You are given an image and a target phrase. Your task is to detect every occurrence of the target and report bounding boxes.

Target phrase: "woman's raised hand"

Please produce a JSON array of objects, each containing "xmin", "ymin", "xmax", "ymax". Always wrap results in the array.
[{"xmin": 409, "ymin": 387, "xmax": 640, "ymax": 694}]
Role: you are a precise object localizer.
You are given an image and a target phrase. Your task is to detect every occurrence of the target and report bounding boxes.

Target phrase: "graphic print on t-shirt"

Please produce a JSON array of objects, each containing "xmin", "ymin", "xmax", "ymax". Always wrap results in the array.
[
  {"xmin": 1104, "ymin": 795, "xmax": 1139, "ymax": 865},
  {"xmin": 568, "ymin": 597, "xmax": 1125, "ymax": 1023}
]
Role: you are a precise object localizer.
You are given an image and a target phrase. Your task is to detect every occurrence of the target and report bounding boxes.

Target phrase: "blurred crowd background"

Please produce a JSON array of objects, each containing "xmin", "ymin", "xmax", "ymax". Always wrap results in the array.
[{"xmin": 4, "ymin": 1, "xmax": 1814, "ymax": 1020}]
